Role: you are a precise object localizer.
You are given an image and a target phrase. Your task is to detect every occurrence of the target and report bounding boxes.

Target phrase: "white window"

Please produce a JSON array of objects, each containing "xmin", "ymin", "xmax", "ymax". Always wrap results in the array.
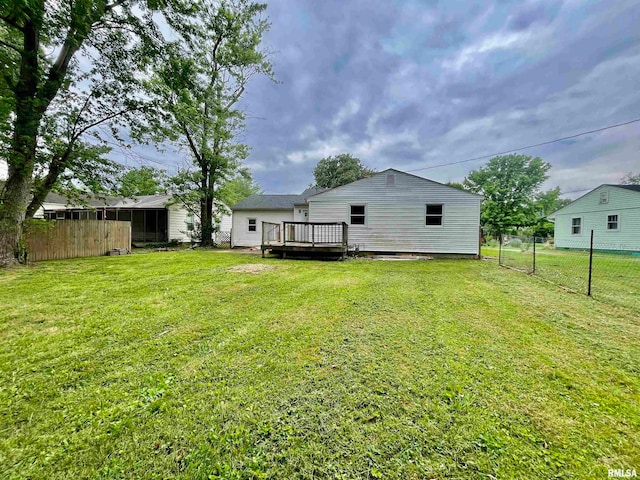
[
  {"xmin": 248, "ymin": 218, "xmax": 257, "ymax": 232},
  {"xmin": 426, "ymin": 204, "xmax": 443, "ymax": 226},
  {"xmin": 185, "ymin": 214, "xmax": 194, "ymax": 232},
  {"xmin": 55, "ymin": 211, "xmax": 66, "ymax": 220},
  {"xmin": 350, "ymin": 205, "xmax": 366, "ymax": 225},
  {"xmin": 571, "ymin": 217, "xmax": 581, "ymax": 235},
  {"xmin": 599, "ymin": 191, "xmax": 609, "ymax": 204},
  {"xmin": 607, "ymin": 214, "xmax": 619, "ymax": 231}
]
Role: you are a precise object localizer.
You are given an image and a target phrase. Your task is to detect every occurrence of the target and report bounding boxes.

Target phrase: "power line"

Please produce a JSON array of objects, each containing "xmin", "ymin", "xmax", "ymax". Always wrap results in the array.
[{"xmin": 407, "ymin": 117, "xmax": 640, "ymax": 173}]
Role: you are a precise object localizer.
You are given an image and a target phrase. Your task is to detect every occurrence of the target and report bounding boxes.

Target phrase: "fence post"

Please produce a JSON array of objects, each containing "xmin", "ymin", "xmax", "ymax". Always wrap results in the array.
[
  {"xmin": 532, "ymin": 237, "xmax": 536, "ymax": 274},
  {"xmin": 587, "ymin": 229, "xmax": 594, "ymax": 296},
  {"xmin": 311, "ymin": 224, "xmax": 315, "ymax": 247},
  {"xmin": 498, "ymin": 232, "xmax": 502, "ymax": 266}
]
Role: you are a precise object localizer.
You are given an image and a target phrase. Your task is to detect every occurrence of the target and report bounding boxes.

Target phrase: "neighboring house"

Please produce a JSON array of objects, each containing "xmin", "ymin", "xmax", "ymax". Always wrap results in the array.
[
  {"xmin": 35, "ymin": 192, "xmax": 232, "ymax": 244},
  {"xmin": 231, "ymin": 169, "xmax": 483, "ymax": 256},
  {"xmin": 548, "ymin": 184, "xmax": 640, "ymax": 252}
]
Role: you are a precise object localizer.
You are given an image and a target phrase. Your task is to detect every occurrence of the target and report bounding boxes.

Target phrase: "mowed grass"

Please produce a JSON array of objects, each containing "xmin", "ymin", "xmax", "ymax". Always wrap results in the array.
[
  {"xmin": 1, "ymin": 252, "xmax": 639, "ymax": 479},
  {"xmin": 483, "ymin": 245, "xmax": 640, "ymax": 311}
]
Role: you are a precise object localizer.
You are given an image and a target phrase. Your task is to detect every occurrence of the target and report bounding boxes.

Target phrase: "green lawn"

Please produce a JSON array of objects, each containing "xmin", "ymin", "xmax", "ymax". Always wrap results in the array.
[
  {"xmin": 1, "ymin": 252, "xmax": 639, "ymax": 479},
  {"xmin": 483, "ymin": 245, "xmax": 640, "ymax": 311}
]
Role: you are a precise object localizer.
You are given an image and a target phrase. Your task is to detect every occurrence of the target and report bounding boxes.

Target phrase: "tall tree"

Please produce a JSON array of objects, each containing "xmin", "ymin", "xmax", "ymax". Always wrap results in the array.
[
  {"xmin": 313, "ymin": 154, "xmax": 375, "ymax": 189},
  {"xmin": 144, "ymin": 0, "xmax": 273, "ymax": 246},
  {"xmin": 217, "ymin": 169, "xmax": 262, "ymax": 206},
  {"xmin": 463, "ymin": 154, "xmax": 551, "ymax": 237},
  {"xmin": 116, "ymin": 166, "xmax": 166, "ymax": 197},
  {"xmin": 532, "ymin": 187, "xmax": 572, "ymax": 237},
  {"xmin": 0, "ymin": 0, "xmax": 193, "ymax": 266},
  {"xmin": 621, "ymin": 172, "xmax": 640, "ymax": 185}
]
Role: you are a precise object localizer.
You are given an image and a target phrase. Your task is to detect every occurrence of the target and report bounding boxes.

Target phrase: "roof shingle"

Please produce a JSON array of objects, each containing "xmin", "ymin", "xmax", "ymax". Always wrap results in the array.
[{"xmin": 231, "ymin": 187, "xmax": 329, "ymax": 210}]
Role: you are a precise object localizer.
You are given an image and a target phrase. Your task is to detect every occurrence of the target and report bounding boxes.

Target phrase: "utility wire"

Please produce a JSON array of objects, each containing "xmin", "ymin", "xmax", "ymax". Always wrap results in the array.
[{"xmin": 407, "ymin": 117, "xmax": 640, "ymax": 173}]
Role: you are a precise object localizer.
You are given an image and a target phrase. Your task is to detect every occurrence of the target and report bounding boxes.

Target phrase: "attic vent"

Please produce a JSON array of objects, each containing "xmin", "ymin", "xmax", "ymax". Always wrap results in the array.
[
  {"xmin": 599, "ymin": 191, "xmax": 609, "ymax": 204},
  {"xmin": 386, "ymin": 174, "xmax": 395, "ymax": 186}
]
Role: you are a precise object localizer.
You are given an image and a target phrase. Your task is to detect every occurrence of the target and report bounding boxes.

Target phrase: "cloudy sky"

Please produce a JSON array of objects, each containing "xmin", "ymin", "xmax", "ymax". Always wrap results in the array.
[{"xmin": 2, "ymin": 0, "xmax": 639, "ymax": 197}]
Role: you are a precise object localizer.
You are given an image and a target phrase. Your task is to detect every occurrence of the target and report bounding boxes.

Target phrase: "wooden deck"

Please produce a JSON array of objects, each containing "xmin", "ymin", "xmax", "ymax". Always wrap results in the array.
[{"xmin": 261, "ymin": 222, "xmax": 348, "ymax": 259}]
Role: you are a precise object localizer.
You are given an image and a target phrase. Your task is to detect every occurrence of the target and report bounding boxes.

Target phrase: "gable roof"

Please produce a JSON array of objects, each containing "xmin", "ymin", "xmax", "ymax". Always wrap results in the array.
[
  {"xmin": 44, "ymin": 191, "xmax": 118, "ymax": 207},
  {"xmin": 307, "ymin": 168, "xmax": 484, "ymax": 199},
  {"xmin": 548, "ymin": 184, "xmax": 640, "ymax": 219},
  {"xmin": 609, "ymin": 184, "xmax": 640, "ymax": 193},
  {"xmin": 231, "ymin": 187, "xmax": 329, "ymax": 211},
  {"xmin": 41, "ymin": 192, "xmax": 200, "ymax": 210},
  {"xmin": 231, "ymin": 194, "xmax": 304, "ymax": 211}
]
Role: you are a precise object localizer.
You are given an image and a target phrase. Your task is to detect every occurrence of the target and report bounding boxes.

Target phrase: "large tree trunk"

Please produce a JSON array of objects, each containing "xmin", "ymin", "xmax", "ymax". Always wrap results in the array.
[
  {"xmin": 200, "ymin": 196, "xmax": 215, "ymax": 247},
  {"xmin": 0, "ymin": 16, "xmax": 41, "ymax": 266},
  {"xmin": 0, "ymin": 112, "xmax": 40, "ymax": 266},
  {"xmin": 0, "ymin": 172, "xmax": 32, "ymax": 267},
  {"xmin": 198, "ymin": 163, "xmax": 214, "ymax": 247}
]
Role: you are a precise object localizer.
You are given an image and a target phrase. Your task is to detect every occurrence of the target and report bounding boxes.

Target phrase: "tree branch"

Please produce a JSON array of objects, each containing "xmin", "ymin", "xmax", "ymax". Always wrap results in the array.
[
  {"xmin": 0, "ymin": 38, "xmax": 22, "ymax": 54},
  {"xmin": 224, "ymin": 84, "xmax": 245, "ymax": 111},
  {"xmin": 71, "ymin": 106, "xmax": 138, "ymax": 141},
  {"xmin": 180, "ymin": 121, "xmax": 203, "ymax": 165},
  {"xmin": 105, "ymin": 0, "xmax": 128, "ymax": 13},
  {"xmin": 0, "ymin": 14, "xmax": 24, "ymax": 32}
]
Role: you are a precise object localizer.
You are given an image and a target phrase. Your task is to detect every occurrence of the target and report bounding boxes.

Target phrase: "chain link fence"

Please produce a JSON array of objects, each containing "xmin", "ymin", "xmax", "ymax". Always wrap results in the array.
[{"xmin": 497, "ymin": 231, "xmax": 640, "ymax": 311}]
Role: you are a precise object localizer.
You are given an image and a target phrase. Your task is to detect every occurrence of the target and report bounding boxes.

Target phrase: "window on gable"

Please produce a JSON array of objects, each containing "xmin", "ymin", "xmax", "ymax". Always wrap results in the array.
[
  {"xmin": 607, "ymin": 214, "xmax": 619, "ymax": 230},
  {"xmin": 350, "ymin": 205, "xmax": 366, "ymax": 225},
  {"xmin": 426, "ymin": 204, "xmax": 443, "ymax": 226},
  {"xmin": 248, "ymin": 218, "xmax": 257, "ymax": 232},
  {"xmin": 599, "ymin": 191, "xmax": 609, "ymax": 204},
  {"xmin": 571, "ymin": 217, "xmax": 581, "ymax": 235},
  {"xmin": 386, "ymin": 174, "xmax": 395, "ymax": 186}
]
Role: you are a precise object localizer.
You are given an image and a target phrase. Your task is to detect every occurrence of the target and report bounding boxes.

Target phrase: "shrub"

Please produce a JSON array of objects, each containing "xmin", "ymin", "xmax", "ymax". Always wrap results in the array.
[{"xmin": 509, "ymin": 238, "xmax": 522, "ymax": 249}]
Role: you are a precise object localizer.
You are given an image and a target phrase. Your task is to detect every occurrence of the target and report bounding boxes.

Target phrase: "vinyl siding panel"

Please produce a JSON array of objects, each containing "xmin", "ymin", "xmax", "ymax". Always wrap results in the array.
[
  {"xmin": 231, "ymin": 209, "xmax": 294, "ymax": 247},
  {"xmin": 553, "ymin": 186, "xmax": 640, "ymax": 251},
  {"xmin": 308, "ymin": 171, "xmax": 482, "ymax": 254},
  {"xmin": 168, "ymin": 205, "xmax": 192, "ymax": 243},
  {"xmin": 218, "ymin": 213, "xmax": 232, "ymax": 233}
]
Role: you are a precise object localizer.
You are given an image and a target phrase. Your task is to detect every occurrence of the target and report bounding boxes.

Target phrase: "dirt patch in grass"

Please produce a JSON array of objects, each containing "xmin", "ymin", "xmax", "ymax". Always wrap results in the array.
[{"xmin": 226, "ymin": 264, "xmax": 275, "ymax": 274}]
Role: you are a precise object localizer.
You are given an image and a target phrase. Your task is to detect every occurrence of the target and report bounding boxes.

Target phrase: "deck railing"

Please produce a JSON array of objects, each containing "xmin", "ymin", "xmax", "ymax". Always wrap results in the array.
[
  {"xmin": 262, "ymin": 221, "xmax": 281, "ymax": 245},
  {"xmin": 282, "ymin": 221, "xmax": 348, "ymax": 247}
]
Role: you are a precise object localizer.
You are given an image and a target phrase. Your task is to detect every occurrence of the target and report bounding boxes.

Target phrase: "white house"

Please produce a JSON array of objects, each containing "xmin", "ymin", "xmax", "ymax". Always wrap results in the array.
[
  {"xmin": 36, "ymin": 192, "xmax": 232, "ymax": 244},
  {"xmin": 231, "ymin": 169, "xmax": 483, "ymax": 256},
  {"xmin": 548, "ymin": 184, "xmax": 640, "ymax": 252},
  {"xmin": 230, "ymin": 187, "xmax": 325, "ymax": 247}
]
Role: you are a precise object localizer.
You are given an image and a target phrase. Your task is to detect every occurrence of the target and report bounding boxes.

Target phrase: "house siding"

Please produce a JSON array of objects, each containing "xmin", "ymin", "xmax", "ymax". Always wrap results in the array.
[
  {"xmin": 168, "ymin": 205, "xmax": 192, "ymax": 243},
  {"xmin": 293, "ymin": 205, "xmax": 309, "ymax": 222},
  {"xmin": 34, "ymin": 202, "xmax": 67, "ymax": 218},
  {"xmin": 553, "ymin": 186, "xmax": 640, "ymax": 251},
  {"xmin": 218, "ymin": 213, "xmax": 232, "ymax": 233},
  {"xmin": 231, "ymin": 210, "xmax": 294, "ymax": 247},
  {"xmin": 308, "ymin": 170, "xmax": 482, "ymax": 254}
]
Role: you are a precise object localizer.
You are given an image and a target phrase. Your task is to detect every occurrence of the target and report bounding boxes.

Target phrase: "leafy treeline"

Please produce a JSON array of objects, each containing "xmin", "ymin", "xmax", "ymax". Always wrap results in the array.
[{"xmin": 0, "ymin": 0, "xmax": 271, "ymax": 265}]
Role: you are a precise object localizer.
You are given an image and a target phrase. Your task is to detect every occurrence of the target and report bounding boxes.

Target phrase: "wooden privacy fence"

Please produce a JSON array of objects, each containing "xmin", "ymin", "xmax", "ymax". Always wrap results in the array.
[{"xmin": 26, "ymin": 220, "xmax": 131, "ymax": 262}]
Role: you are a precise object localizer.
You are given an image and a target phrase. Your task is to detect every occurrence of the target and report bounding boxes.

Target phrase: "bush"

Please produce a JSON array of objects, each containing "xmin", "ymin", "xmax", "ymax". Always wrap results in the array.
[{"xmin": 509, "ymin": 238, "xmax": 522, "ymax": 249}]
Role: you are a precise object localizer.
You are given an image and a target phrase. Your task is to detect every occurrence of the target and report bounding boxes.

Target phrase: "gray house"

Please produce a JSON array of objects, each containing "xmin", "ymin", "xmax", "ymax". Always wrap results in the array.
[
  {"xmin": 232, "ymin": 169, "xmax": 483, "ymax": 256},
  {"xmin": 548, "ymin": 184, "xmax": 640, "ymax": 253}
]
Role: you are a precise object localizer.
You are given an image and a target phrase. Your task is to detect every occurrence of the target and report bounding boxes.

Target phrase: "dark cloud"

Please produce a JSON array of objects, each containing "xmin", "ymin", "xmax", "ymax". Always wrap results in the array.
[{"xmin": 45, "ymin": 0, "xmax": 635, "ymax": 198}]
